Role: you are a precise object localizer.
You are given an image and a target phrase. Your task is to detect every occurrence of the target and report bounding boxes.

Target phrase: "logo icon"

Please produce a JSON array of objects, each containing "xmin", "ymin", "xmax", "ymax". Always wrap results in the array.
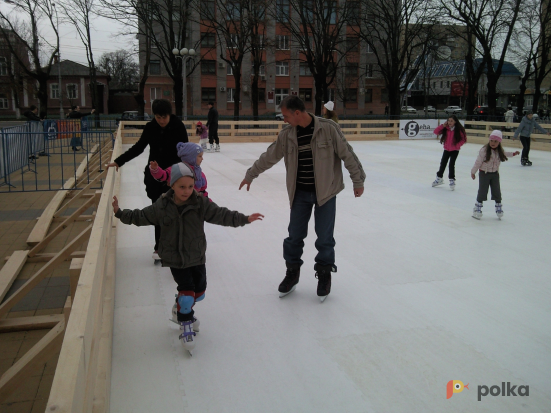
[{"xmin": 447, "ymin": 380, "xmax": 469, "ymax": 399}]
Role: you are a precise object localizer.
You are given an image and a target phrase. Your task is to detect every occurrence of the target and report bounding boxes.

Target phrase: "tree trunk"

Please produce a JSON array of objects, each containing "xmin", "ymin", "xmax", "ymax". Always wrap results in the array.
[
  {"xmin": 233, "ymin": 69, "xmax": 241, "ymax": 119},
  {"xmin": 313, "ymin": 76, "xmax": 325, "ymax": 116},
  {"xmin": 37, "ymin": 78, "xmax": 49, "ymax": 119},
  {"xmin": 251, "ymin": 75, "xmax": 259, "ymax": 121}
]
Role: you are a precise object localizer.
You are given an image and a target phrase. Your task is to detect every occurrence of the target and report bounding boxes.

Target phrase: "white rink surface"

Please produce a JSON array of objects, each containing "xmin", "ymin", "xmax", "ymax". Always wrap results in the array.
[{"xmin": 111, "ymin": 140, "xmax": 551, "ymax": 413}]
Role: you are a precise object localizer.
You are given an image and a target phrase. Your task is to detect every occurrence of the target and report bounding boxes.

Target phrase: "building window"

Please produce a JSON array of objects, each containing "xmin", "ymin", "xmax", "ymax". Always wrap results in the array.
[
  {"xmin": 364, "ymin": 88, "xmax": 372, "ymax": 103},
  {"xmin": 366, "ymin": 64, "xmax": 373, "ymax": 78},
  {"xmin": 276, "ymin": 0, "xmax": 290, "ymax": 22},
  {"xmin": 299, "ymin": 62, "xmax": 312, "ymax": 76},
  {"xmin": 51, "ymin": 84, "xmax": 60, "ymax": 99},
  {"xmin": 259, "ymin": 64, "xmax": 265, "ymax": 76},
  {"xmin": 276, "ymin": 61, "xmax": 289, "ymax": 76},
  {"xmin": 381, "ymin": 88, "xmax": 389, "ymax": 103},
  {"xmin": 447, "ymin": 81, "xmax": 450, "ymax": 88},
  {"xmin": 345, "ymin": 63, "xmax": 358, "ymax": 77},
  {"xmin": 346, "ymin": 1, "xmax": 361, "ymax": 22},
  {"xmin": 227, "ymin": 33, "xmax": 239, "ymax": 49},
  {"xmin": 299, "ymin": 88, "xmax": 312, "ymax": 102},
  {"xmin": 66, "ymin": 84, "xmax": 78, "ymax": 99},
  {"xmin": 258, "ymin": 88, "xmax": 265, "ymax": 101},
  {"xmin": 0, "ymin": 57, "xmax": 7, "ymax": 76},
  {"xmin": 201, "ymin": 0, "xmax": 215, "ymax": 19},
  {"xmin": 202, "ymin": 60, "xmax": 216, "ymax": 75},
  {"xmin": 433, "ymin": 82, "xmax": 436, "ymax": 89},
  {"xmin": 440, "ymin": 81, "xmax": 443, "ymax": 88},
  {"xmin": 226, "ymin": 0, "xmax": 241, "ymax": 20},
  {"xmin": 201, "ymin": 32, "xmax": 216, "ymax": 48},
  {"xmin": 227, "ymin": 88, "xmax": 235, "ymax": 102},
  {"xmin": 150, "ymin": 87, "xmax": 161, "ymax": 100},
  {"xmin": 277, "ymin": 35, "xmax": 290, "ymax": 50},
  {"xmin": 346, "ymin": 37, "xmax": 359, "ymax": 52},
  {"xmin": 202, "ymin": 88, "xmax": 216, "ymax": 102},
  {"xmin": 344, "ymin": 88, "xmax": 357, "ymax": 102},
  {"xmin": 366, "ymin": 44, "xmax": 373, "ymax": 54},
  {"xmin": 150, "ymin": 60, "xmax": 161, "ymax": 75},
  {"xmin": 253, "ymin": 35, "xmax": 266, "ymax": 49},
  {"xmin": 324, "ymin": 1, "xmax": 337, "ymax": 24},
  {"xmin": 227, "ymin": 64, "xmax": 233, "ymax": 76},
  {"xmin": 0, "ymin": 94, "xmax": 8, "ymax": 109}
]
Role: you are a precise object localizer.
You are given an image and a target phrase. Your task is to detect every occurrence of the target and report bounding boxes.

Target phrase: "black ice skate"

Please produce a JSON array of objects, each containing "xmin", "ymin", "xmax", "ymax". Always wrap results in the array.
[
  {"xmin": 278, "ymin": 263, "xmax": 300, "ymax": 298},
  {"xmin": 315, "ymin": 264, "xmax": 335, "ymax": 302}
]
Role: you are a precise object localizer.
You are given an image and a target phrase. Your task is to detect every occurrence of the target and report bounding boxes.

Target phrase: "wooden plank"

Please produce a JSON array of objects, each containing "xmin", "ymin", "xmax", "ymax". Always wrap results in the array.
[
  {"xmin": 0, "ymin": 225, "xmax": 93, "ymax": 319},
  {"xmin": 0, "ymin": 251, "xmax": 28, "ymax": 303},
  {"xmin": 54, "ymin": 169, "xmax": 107, "ymax": 218},
  {"xmin": 0, "ymin": 320, "xmax": 65, "ymax": 403},
  {"xmin": 64, "ymin": 296, "xmax": 72, "ymax": 326},
  {"xmin": 5, "ymin": 251, "xmax": 87, "ymax": 264},
  {"xmin": 52, "ymin": 214, "xmax": 96, "ymax": 223},
  {"xmin": 0, "ymin": 314, "xmax": 64, "ymax": 333},
  {"xmin": 69, "ymin": 258, "xmax": 84, "ymax": 300},
  {"xmin": 28, "ymin": 195, "xmax": 97, "ymax": 257}
]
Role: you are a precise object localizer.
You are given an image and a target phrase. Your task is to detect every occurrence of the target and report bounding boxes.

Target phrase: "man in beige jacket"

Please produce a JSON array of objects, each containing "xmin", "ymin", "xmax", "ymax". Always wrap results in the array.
[{"xmin": 239, "ymin": 96, "xmax": 365, "ymax": 302}]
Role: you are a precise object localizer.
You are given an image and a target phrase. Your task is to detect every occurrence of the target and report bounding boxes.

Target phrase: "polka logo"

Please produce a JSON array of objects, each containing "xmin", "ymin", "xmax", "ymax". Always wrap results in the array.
[{"xmin": 446, "ymin": 380, "xmax": 469, "ymax": 399}]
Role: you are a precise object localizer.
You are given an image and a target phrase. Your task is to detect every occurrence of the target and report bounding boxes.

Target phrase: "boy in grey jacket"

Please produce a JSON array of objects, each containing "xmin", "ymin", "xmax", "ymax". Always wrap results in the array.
[
  {"xmin": 113, "ymin": 162, "xmax": 263, "ymax": 354},
  {"xmin": 513, "ymin": 111, "xmax": 549, "ymax": 166},
  {"xmin": 239, "ymin": 96, "xmax": 365, "ymax": 302}
]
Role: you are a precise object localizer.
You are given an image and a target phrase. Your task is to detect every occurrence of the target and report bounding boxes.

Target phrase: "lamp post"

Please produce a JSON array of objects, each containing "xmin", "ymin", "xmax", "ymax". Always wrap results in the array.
[
  {"xmin": 52, "ymin": 3, "xmax": 63, "ymax": 119},
  {"xmin": 171, "ymin": 47, "xmax": 195, "ymax": 120}
]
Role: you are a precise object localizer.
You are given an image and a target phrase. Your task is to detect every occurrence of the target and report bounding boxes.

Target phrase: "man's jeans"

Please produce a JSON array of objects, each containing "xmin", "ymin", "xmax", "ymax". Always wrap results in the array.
[{"xmin": 283, "ymin": 189, "xmax": 336, "ymax": 267}]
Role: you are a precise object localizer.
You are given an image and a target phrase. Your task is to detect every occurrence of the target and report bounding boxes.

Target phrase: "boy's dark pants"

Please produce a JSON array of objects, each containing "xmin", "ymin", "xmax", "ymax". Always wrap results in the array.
[
  {"xmin": 520, "ymin": 136, "xmax": 530, "ymax": 159},
  {"xmin": 437, "ymin": 150, "xmax": 459, "ymax": 179},
  {"xmin": 477, "ymin": 171, "xmax": 501, "ymax": 203},
  {"xmin": 170, "ymin": 265, "xmax": 207, "ymax": 322}
]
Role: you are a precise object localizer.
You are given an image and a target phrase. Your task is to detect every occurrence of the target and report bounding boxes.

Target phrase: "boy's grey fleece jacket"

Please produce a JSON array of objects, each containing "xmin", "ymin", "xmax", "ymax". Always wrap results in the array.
[
  {"xmin": 245, "ymin": 115, "xmax": 366, "ymax": 207},
  {"xmin": 513, "ymin": 115, "xmax": 548, "ymax": 138},
  {"xmin": 115, "ymin": 190, "xmax": 249, "ymax": 269}
]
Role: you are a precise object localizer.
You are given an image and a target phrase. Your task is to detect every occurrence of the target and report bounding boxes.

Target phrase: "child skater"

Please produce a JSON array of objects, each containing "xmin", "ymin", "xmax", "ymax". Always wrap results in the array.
[
  {"xmin": 432, "ymin": 115, "xmax": 467, "ymax": 190},
  {"xmin": 471, "ymin": 130, "xmax": 520, "ymax": 220},
  {"xmin": 112, "ymin": 162, "xmax": 263, "ymax": 354},
  {"xmin": 150, "ymin": 142, "xmax": 209, "ymax": 199},
  {"xmin": 196, "ymin": 121, "xmax": 209, "ymax": 151}
]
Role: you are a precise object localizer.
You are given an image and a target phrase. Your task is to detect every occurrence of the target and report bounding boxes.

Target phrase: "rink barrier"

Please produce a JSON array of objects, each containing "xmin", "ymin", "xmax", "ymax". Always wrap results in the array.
[{"xmin": 463, "ymin": 120, "xmax": 551, "ymax": 151}]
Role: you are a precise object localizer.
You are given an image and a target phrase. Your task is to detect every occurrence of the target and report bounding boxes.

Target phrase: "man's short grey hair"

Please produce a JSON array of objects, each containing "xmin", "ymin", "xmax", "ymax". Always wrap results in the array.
[{"xmin": 278, "ymin": 95, "xmax": 306, "ymax": 112}]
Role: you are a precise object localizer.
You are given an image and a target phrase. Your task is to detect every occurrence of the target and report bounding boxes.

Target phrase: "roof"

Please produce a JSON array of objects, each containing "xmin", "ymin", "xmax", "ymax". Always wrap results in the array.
[
  {"xmin": 417, "ymin": 58, "xmax": 521, "ymax": 79},
  {"xmin": 43, "ymin": 60, "xmax": 108, "ymax": 77}
]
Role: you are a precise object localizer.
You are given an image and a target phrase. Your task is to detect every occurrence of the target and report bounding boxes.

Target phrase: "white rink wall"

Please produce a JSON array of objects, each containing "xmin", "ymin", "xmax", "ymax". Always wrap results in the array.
[{"xmin": 111, "ymin": 140, "xmax": 551, "ymax": 413}]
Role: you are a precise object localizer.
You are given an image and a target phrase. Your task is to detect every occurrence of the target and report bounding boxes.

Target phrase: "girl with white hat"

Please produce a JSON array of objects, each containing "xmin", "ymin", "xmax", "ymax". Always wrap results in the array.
[{"xmin": 323, "ymin": 101, "xmax": 339, "ymax": 123}]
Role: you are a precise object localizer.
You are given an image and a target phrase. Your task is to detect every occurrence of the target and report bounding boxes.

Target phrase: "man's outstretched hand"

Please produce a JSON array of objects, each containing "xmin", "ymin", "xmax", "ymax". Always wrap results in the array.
[
  {"xmin": 354, "ymin": 187, "xmax": 364, "ymax": 198},
  {"xmin": 239, "ymin": 179, "xmax": 251, "ymax": 191}
]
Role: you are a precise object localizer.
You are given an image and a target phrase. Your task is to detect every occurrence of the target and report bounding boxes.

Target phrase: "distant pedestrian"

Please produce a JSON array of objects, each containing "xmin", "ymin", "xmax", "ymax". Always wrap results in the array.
[
  {"xmin": 431, "ymin": 115, "xmax": 467, "ymax": 191},
  {"xmin": 67, "ymin": 105, "xmax": 96, "ymax": 151},
  {"xmin": 206, "ymin": 102, "xmax": 219, "ymax": 152},
  {"xmin": 23, "ymin": 105, "xmax": 41, "ymax": 122},
  {"xmin": 384, "ymin": 105, "xmax": 389, "ymax": 115},
  {"xmin": 322, "ymin": 101, "xmax": 339, "ymax": 123},
  {"xmin": 513, "ymin": 110, "xmax": 550, "ymax": 166},
  {"xmin": 471, "ymin": 130, "xmax": 520, "ymax": 220},
  {"xmin": 504, "ymin": 106, "xmax": 515, "ymax": 134}
]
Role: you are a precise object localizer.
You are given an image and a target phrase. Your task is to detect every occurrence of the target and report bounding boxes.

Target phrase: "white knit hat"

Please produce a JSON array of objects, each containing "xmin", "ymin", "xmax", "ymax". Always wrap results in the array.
[
  {"xmin": 324, "ymin": 101, "xmax": 334, "ymax": 111},
  {"xmin": 170, "ymin": 162, "xmax": 195, "ymax": 186}
]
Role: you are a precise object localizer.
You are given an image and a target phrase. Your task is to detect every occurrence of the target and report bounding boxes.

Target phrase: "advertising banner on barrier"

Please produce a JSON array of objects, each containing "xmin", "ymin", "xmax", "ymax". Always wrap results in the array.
[{"xmin": 399, "ymin": 119, "xmax": 439, "ymax": 139}]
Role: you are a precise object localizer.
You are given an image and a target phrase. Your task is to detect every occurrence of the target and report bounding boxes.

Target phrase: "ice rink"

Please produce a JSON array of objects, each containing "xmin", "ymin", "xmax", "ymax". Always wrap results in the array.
[{"xmin": 111, "ymin": 139, "xmax": 551, "ymax": 413}]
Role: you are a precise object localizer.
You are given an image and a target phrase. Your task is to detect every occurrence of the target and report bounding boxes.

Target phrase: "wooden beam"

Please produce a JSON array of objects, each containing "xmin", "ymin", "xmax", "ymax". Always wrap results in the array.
[
  {"xmin": 5, "ymin": 251, "xmax": 86, "ymax": 263},
  {"xmin": 0, "ymin": 320, "xmax": 65, "ymax": 403},
  {"xmin": 0, "ymin": 225, "xmax": 92, "ymax": 319},
  {"xmin": 64, "ymin": 296, "xmax": 72, "ymax": 326},
  {"xmin": 0, "ymin": 314, "xmax": 64, "ymax": 333},
  {"xmin": 52, "ymin": 214, "xmax": 96, "ymax": 223},
  {"xmin": 0, "ymin": 251, "xmax": 27, "ymax": 302},
  {"xmin": 54, "ymin": 169, "xmax": 107, "ymax": 218},
  {"xmin": 69, "ymin": 258, "xmax": 84, "ymax": 300},
  {"xmin": 28, "ymin": 195, "xmax": 97, "ymax": 257}
]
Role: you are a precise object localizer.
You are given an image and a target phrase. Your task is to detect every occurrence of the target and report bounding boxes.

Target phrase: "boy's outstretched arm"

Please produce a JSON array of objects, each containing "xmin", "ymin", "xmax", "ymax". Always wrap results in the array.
[
  {"xmin": 204, "ymin": 200, "xmax": 263, "ymax": 227},
  {"xmin": 112, "ymin": 196, "xmax": 159, "ymax": 227}
]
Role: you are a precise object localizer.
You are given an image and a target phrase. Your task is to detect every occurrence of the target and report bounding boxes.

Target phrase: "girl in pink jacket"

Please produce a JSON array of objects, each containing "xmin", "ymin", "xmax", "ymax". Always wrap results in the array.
[
  {"xmin": 431, "ymin": 115, "xmax": 467, "ymax": 190},
  {"xmin": 149, "ymin": 142, "xmax": 209, "ymax": 199},
  {"xmin": 196, "ymin": 121, "xmax": 209, "ymax": 150},
  {"xmin": 471, "ymin": 130, "xmax": 519, "ymax": 220}
]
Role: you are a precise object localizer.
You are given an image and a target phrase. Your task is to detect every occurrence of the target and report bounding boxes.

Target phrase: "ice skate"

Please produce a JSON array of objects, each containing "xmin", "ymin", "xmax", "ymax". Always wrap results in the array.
[
  {"xmin": 152, "ymin": 251, "xmax": 161, "ymax": 264},
  {"xmin": 179, "ymin": 320, "xmax": 196, "ymax": 355},
  {"xmin": 278, "ymin": 264, "xmax": 300, "ymax": 298},
  {"xmin": 315, "ymin": 264, "xmax": 334, "ymax": 302},
  {"xmin": 215, "ymin": 144, "xmax": 220, "ymax": 152},
  {"xmin": 432, "ymin": 176, "xmax": 444, "ymax": 187},
  {"xmin": 495, "ymin": 203, "xmax": 503, "ymax": 220},
  {"xmin": 472, "ymin": 202, "xmax": 483, "ymax": 220},
  {"xmin": 449, "ymin": 178, "xmax": 456, "ymax": 191},
  {"xmin": 171, "ymin": 302, "xmax": 200, "ymax": 331},
  {"xmin": 208, "ymin": 144, "xmax": 214, "ymax": 152},
  {"xmin": 521, "ymin": 157, "xmax": 527, "ymax": 166},
  {"xmin": 200, "ymin": 143, "xmax": 208, "ymax": 151},
  {"xmin": 525, "ymin": 159, "xmax": 533, "ymax": 166}
]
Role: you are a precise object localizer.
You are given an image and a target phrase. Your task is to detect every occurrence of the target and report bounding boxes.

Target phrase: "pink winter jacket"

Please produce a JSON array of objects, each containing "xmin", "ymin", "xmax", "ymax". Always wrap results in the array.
[
  {"xmin": 149, "ymin": 164, "xmax": 209, "ymax": 199},
  {"xmin": 434, "ymin": 124, "xmax": 467, "ymax": 152},
  {"xmin": 471, "ymin": 146, "xmax": 516, "ymax": 175}
]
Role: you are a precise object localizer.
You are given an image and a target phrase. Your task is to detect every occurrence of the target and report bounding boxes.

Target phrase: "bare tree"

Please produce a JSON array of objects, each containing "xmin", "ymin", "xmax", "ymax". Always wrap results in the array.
[
  {"xmin": 0, "ymin": 0, "xmax": 59, "ymax": 117},
  {"xmin": 248, "ymin": 0, "xmax": 270, "ymax": 120},
  {"xmin": 98, "ymin": 49, "xmax": 139, "ymax": 89},
  {"xmin": 440, "ymin": 0, "xmax": 522, "ymax": 117},
  {"xmin": 353, "ymin": 0, "xmax": 438, "ymax": 116}
]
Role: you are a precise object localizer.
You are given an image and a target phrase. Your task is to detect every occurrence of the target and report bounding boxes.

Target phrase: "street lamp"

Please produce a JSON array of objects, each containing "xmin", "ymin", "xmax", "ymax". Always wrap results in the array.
[
  {"xmin": 52, "ymin": 3, "xmax": 63, "ymax": 119},
  {"xmin": 172, "ymin": 47, "xmax": 195, "ymax": 120}
]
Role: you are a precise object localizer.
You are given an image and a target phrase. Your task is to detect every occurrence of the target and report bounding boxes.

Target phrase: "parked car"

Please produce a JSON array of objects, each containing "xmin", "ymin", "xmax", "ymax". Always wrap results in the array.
[
  {"xmin": 423, "ymin": 106, "xmax": 436, "ymax": 113},
  {"xmin": 275, "ymin": 113, "xmax": 284, "ymax": 120},
  {"xmin": 472, "ymin": 106, "xmax": 506, "ymax": 121},
  {"xmin": 443, "ymin": 106, "xmax": 462, "ymax": 115},
  {"xmin": 401, "ymin": 106, "xmax": 417, "ymax": 113},
  {"xmin": 116, "ymin": 111, "xmax": 151, "ymax": 127}
]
